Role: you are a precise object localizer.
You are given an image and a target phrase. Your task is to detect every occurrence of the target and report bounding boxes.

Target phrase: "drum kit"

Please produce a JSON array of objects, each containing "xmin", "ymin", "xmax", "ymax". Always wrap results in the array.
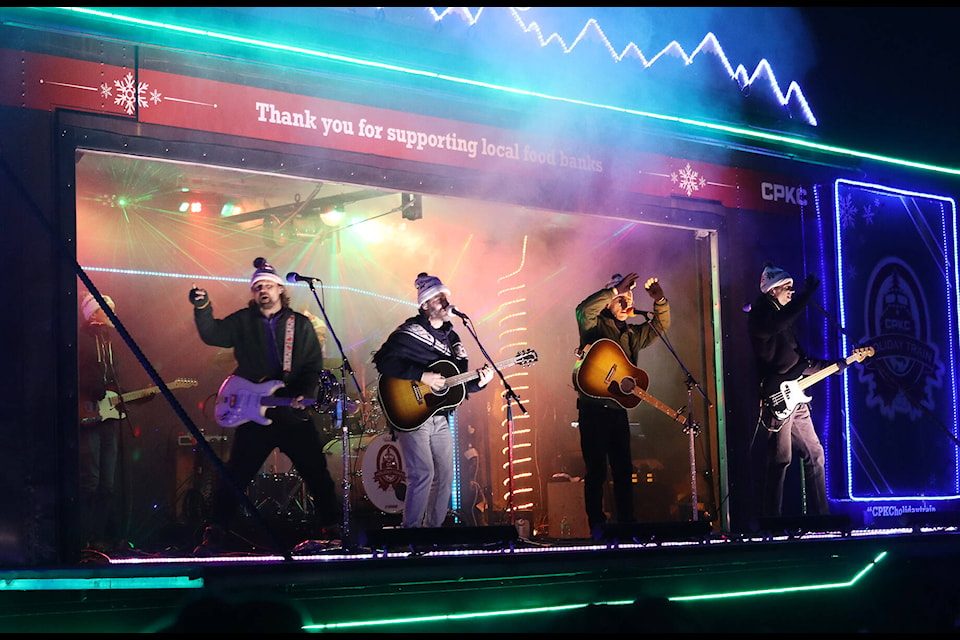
[{"xmin": 248, "ymin": 369, "xmax": 407, "ymax": 521}]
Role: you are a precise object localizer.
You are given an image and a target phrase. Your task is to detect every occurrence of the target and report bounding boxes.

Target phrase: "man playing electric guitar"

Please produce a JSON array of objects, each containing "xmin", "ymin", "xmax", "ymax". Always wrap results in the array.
[
  {"xmin": 78, "ymin": 291, "xmax": 128, "ymax": 553},
  {"xmin": 748, "ymin": 263, "xmax": 867, "ymax": 518},
  {"xmin": 189, "ymin": 257, "xmax": 340, "ymax": 554}
]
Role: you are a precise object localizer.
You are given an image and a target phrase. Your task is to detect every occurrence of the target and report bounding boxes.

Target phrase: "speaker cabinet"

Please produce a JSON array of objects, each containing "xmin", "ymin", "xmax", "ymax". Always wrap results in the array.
[{"xmin": 547, "ymin": 481, "xmax": 590, "ymax": 538}]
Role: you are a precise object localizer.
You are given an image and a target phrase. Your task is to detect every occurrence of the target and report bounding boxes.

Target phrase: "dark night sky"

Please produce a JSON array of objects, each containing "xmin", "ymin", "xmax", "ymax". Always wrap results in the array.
[{"xmin": 795, "ymin": 7, "xmax": 960, "ymax": 168}]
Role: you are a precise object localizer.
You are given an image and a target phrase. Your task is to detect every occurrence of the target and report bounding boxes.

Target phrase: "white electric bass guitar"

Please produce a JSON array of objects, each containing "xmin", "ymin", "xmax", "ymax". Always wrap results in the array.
[{"xmin": 762, "ymin": 346, "xmax": 874, "ymax": 427}]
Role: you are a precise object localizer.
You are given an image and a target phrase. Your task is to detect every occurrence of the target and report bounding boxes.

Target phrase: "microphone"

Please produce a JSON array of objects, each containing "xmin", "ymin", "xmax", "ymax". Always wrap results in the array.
[
  {"xmin": 448, "ymin": 305, "xmax": 469, "ymax": 319},
  {"xmin": 630, "ymin": 308, "xmax": 654, "ymax": 320},
  {"xmin": 286, "ymin": 272, "xmax": 321, "ymax": 284}
]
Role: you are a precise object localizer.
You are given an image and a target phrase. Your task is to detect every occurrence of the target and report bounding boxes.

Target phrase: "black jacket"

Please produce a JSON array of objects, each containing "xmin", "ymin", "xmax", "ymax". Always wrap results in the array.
[
  {"xmin": 747, "ymin": 289, "xmax": 831, "ymax": 391},
  {"xmin": 194, "ymin": 302, "xmax": 324, "ymax": 399},
  {"xmin": 373, "ymin": 314, "xmax": 482, "ymax": 396}
]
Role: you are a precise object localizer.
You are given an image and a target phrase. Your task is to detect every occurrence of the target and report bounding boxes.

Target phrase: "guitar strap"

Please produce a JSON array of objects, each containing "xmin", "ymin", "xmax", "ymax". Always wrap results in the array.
[{"xmin": 282, "ymin": 314, "xmax": 295, "ymax": 375}]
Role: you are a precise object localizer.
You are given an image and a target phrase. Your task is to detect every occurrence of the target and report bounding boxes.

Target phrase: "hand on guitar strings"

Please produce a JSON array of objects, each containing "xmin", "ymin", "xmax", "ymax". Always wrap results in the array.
[
  {"xmin": 421, "ymin": 370, "xmax": 446, "ymax": 392},
  {"xmin": 477, "ymin": 364, "xmax": 494, "ymax": 388}
]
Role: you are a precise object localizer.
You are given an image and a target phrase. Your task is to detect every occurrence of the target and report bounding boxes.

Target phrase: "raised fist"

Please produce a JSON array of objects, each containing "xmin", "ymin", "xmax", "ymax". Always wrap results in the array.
[
  {"xmin": 613, "ymin": 272, "xmax": 639, "ymax": 295},
  {"xmin": 645, "ymin": 277, "xmax": 665, "ymax": 301},
  {"xmin": 189, "ymin": 286, "xmax": 209, "ymax": 309}
]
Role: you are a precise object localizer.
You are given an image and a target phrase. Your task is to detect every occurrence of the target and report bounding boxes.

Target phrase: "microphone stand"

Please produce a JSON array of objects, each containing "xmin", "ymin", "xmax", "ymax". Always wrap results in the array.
[
  {"xmin": 642, "ymin": 314, "xmax": 712, "ymax": 521},
  {"xmin": 302, "ymin": 278, "xmax": 362, "ymax": 549},
  {"xmin": 452, "ymin": 310, "xmax": 527, "ymax": 530}
]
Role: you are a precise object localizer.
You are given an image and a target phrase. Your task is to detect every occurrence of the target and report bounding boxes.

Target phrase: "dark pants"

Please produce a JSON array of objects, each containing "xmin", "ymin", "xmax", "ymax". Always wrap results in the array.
[
  {"xmin": 78, "ymin": 418, "xmax": 121, "ymax": 546},
  {"xmin": 577, "ymin": 400, "xmax": 635, "ymax": 528},
  {"xmin": 211, "ymin": 408, "xmax": 339, "ymax": 529}
]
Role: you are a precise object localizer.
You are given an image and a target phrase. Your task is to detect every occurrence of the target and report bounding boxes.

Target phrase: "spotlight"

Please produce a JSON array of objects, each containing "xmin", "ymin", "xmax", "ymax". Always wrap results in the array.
[
  {"xmin": 320, "ymin": 206, "xmax": 345, "ymax": 227},
  {"xmin": 401, "ymin": 193, "xmax": 422, "ymax": 220}
]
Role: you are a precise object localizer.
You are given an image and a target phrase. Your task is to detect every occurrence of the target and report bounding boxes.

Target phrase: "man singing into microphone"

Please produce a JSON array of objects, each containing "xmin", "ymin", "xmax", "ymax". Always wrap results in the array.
[
  {"xmin": 373, "ymin": 272, "xmax": 493, "ymax": 529},
  {"xmin": 575, "ymin": 272, "xmax": 670, "ymax": 535},
  {"xmin": 187, "ymin": 257, "xmax": 340, "ymax": 554}
]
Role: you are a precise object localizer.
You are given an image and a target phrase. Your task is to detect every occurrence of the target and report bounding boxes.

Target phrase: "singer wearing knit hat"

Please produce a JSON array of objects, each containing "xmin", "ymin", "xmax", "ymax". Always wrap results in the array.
[
  {"xmin": 372, "ymin": 272, "xmax": 493, "ymax": 529},
  {"xmin": 574, "ymin": 272, "xmax": 671, "ymax": 535},
  {"xmin": 188, "ymin": 258, "xmax": 340, "ymax": 554},
  {"xmin": 748, "ymin": 262, "xmax": 852, "ymax": 517}
]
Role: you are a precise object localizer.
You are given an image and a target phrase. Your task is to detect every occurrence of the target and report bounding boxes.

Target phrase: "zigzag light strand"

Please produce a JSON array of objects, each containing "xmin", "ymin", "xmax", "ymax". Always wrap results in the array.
[{"xmin": 426, "ymin": 7, "xmax": 817, "ymax": 126}]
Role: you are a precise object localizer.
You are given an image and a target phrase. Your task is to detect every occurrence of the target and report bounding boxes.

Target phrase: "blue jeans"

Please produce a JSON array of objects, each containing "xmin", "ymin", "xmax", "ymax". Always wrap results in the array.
[
  {"xmin": 396, "ymin": 413, "xmax": 454, "ymax": 528},
  {"xmin": 762, "ymin": 402, "xmax": 828, "ymax": 516}
]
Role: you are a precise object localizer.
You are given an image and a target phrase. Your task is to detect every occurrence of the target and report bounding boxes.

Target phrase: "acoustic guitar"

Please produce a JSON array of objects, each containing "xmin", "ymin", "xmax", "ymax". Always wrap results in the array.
[
  {"xmin": 573, "ymin": 339, "xmax": 695, "ymax": 432},
  {"xmin": 378, "ymin": 349, "xmax": 538, "ymax": 432}
]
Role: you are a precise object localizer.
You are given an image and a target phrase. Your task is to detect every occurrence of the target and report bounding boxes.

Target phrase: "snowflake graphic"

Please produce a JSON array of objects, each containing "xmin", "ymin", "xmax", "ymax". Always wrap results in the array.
[
  {"xmin": 113, "ymin": 72, "xmax": 150, "ymax": 115},
  {"xmin": 99, "ymin": 83, "xmax": 112, "ymax": 99},
  {"xmin": 670, "ymin": 163, "xmax": 706, "ymax": 197},
  {"xmin": 149, "ymin": 88, "xmax": 163, "ymax": 104},
  {"xmin": 839, "ymin": 193, "xmax": 857, "ymax": 229}
]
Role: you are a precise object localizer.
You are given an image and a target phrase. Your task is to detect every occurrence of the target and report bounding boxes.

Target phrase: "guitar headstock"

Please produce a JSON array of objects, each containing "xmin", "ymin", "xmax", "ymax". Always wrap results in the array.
[
  {"xmin": 852, "ymin": 346, "xmax": 875, "ymax": 363},
  {"xmin": 172, "ymin": 378, "xmax": 199, "ymax": 389},
  {"xmin": 516, "ymin": 349, "xmax": 539, "ymax": 366}
]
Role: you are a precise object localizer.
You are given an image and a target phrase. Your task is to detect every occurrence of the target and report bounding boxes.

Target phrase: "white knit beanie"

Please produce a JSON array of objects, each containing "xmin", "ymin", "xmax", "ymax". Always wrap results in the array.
[
  {"xmin": 759, "ymin": 264, "xmax": 793, "ymax": 294},
  {"xmin": 81, "ymin": 293, "xmax": 114, "ymax": 321}
]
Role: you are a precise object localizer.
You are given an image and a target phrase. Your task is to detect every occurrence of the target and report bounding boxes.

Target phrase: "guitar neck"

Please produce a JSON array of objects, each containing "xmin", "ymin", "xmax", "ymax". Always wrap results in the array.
[
  {"xmin": 115, "ymin": 380, "xmax": 196, "ymax": 406},
  {"xmin": 262, "ymin": 396, "xmax": 315, "ymax": 408},
  {"xmin": 443, "ymin": 356, "xmax": 519, "ymax": 387},
  {"xmin": 119, "ymin": 386, "xmax": 161, "ymax": 404},
  {"xmin": 796, "ymin": 355, "xmax": 858, "ymax": 392},
  {"xmin": 633, "ymin": 387, "xmax": 687, "ymax": 425}
]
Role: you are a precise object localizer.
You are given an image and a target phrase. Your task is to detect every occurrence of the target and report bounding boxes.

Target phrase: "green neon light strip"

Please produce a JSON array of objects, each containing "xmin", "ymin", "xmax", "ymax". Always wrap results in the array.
[
  {"xmin": 0, "ymin": 575, "xmax": 203, "ymax": 591},
  {"xmin": 305, "ymin": 601, "xmax": 633, "ymax": 631},
  {"xmin": 304, "ymin": 552, "xmax": 887, "ymax": 630},
  {"xmin": 669, "ymin": 550, "xmax": 887, "ymax": 602},
  {"xmin": 45, "ymin": 8, "xmax": 960, "ymax": 177}
]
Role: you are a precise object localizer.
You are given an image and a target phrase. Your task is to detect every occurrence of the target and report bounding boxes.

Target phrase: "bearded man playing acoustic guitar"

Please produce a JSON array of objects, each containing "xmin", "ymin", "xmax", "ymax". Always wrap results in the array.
[
  {"xmin": 575, "ymin": 272, "xmax": 670, "ymax": 534},
  {"xmin": 373, "ymin": 273, "xmax": 493, "ymax": 529}
]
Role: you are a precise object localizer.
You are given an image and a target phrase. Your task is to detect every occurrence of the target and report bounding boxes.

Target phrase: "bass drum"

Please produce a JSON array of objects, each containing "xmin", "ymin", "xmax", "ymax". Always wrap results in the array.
[{"xmin": 323, "ymin": 432, "xmax": 406, "ymax": 514}]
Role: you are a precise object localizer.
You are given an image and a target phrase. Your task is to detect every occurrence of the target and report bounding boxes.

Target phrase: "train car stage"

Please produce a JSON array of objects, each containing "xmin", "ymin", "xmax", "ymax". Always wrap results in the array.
[{"xmin": 2, "ymin": 521, "xmax": 960, "ymax": 633}]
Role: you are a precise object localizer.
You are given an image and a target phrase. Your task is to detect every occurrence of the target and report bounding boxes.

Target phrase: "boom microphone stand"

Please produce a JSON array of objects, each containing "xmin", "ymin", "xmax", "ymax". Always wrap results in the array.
[
  {"xmin": 298, "ymin": 275, "xmax": 363, "ymax": 548},
  {"xmin": 641, "ymin": 315, "xmax": 712, "ymax": 521},
  {"xmin": 450, "ymin": 308, "xmax": 527, "ymax": 528}
]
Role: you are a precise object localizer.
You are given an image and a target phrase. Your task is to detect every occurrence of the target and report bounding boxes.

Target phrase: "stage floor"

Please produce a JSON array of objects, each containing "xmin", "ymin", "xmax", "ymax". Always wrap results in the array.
[{"xmin": 3, "ymin": 522, "xmax": 960, "ymax": 633}]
